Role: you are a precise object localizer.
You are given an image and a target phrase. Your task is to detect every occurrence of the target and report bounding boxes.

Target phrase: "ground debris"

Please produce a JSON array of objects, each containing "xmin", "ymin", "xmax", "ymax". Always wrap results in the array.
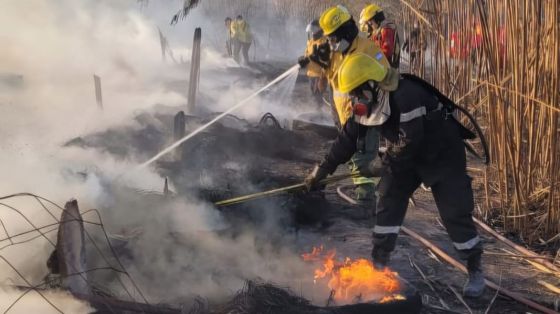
[{"xmin": 189, "ymin": 280, "xmax": 421, "ymax": 314}]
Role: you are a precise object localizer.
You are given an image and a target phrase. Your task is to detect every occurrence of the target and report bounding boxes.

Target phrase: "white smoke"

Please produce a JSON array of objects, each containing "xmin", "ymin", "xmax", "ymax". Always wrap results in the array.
[
  {"xmin": 0, "ymin": 287, "xmax": 94, "ymax": 314},
  {"xmin": 0, "ymin": 0, "xmax": 324, "ymax": 311}
]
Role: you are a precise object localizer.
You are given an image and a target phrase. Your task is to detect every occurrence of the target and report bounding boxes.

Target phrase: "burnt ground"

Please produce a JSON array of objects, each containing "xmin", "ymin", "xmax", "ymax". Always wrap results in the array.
[{"xmin": 65, "ymin": 62, "xmax": 560, "ymax": 313}]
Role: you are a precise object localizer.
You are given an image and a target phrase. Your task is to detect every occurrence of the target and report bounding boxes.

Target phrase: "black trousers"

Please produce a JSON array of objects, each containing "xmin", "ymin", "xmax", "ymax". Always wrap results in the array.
[{"xmin": 372, "ymin": 162, "xmax": 482, "ymax": 261}]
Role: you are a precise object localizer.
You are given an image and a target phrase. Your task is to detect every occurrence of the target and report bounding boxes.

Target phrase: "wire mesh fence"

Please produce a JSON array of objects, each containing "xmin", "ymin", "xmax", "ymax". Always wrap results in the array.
[{"xmin": 0, "ymin": 193, "xmax": 149, "ymax": 313}]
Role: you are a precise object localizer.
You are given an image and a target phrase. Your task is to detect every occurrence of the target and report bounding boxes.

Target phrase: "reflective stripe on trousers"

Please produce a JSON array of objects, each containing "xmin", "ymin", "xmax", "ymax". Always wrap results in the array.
[
  {"xmin": 373, "ymin": 225, "xmax": 401, "ymax": 234},
  {"xmin": 453, "ymin": 235, "xmax": 481, "ymax": 250}
]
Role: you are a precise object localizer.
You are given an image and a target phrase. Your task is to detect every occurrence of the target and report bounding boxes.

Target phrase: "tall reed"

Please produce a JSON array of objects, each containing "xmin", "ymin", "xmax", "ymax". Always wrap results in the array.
[{"xmin": 400, "ymin": 0, "xmax": 559, "ymax": 244}]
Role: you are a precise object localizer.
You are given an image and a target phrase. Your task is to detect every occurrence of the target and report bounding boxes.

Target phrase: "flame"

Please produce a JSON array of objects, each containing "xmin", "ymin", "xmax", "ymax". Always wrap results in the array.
[
  {"xmin": 379, "ymin": 294, "xmax": 406, "ymax": 303},
  {"xmin": 302, "ymin": 246, "xmax": 404, "ymax": 305}
]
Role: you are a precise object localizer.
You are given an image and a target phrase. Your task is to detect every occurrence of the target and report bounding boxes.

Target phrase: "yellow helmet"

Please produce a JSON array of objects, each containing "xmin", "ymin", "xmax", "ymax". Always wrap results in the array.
[
  {"xmin": 337, "ymin": 53, "xmax": 388, "ymax": 93},
  {"xmin": 319, "ymin": 6, "xmax": 352, "ymax": 36},
  {"xmin": 359, "ymin": 4, "xmax": 382, "ymax": 26}
]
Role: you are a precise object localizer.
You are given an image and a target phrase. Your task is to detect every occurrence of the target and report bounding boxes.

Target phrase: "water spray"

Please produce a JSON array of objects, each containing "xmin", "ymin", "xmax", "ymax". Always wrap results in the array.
[{"xmin": 138, "ymin": 64, "xmax": 301, "ymax": 169}]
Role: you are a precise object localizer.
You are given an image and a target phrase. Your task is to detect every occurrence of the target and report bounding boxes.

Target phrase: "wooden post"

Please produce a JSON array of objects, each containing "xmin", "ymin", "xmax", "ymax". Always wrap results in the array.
[
  {"xmin": 173, "ymin": 111, "xmax": 186, "ymax": 160},
  {"xmin": 93, "ymin": 74, "xmax": 103, "ymax": 109},
  {"xmin": 187, "ymin": 27, "xmax": 202, "ymax": 113},
  {"xmin": 158, "ymin": 27, "xmax": 167, "ymax": 62},
  {"xmin": 163, "ymin": 177, "xmax": 170, "ymax": 196},
  {"xmin": 57, "ymin": 200, "xmax": 89, "ymax": 296}
]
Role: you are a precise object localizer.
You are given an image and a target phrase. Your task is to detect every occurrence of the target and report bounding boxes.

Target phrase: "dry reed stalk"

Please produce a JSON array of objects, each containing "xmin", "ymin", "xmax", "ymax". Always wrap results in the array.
[{"xmin": 400, "ymin": 0, "xmax": 560, "ymax": 244}]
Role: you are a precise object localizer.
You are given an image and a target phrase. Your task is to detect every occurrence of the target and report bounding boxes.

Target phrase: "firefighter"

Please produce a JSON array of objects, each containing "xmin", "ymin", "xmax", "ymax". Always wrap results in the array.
[
  {"xmin": 231, "ymin": 15, "xmax": 252, "ymax": 65},
  {"xmin": 304, "ymin": 53, "xmax": 485, "ymax": 298},
  {"xmin": 359, "ymin": 4, "xmax": 401, "ymax": 68},
  {"xmin": 298, "ymin": 6, "xmax": 391, "ymax": 205},
  {"xmin": 301, "ymin": 19, "xmax": 328, "ymax": 110}
]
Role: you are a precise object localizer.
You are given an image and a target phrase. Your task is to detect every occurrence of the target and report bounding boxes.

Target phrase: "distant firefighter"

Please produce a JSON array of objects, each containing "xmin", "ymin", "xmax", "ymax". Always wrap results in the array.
[
  {"xmin": 230, "ymin": 15, "xmax": 253, "ymax": 65},
  {"xmin": 300, "ymin": 19, "xmax": 328, "ymax": 110},
  {"xmin": 359, "ymin": 4, "xmax": 401, "ymax": 68},
  {"xmin": 224, "ymin": 17, "xmax": 233, "ymax": 57}
]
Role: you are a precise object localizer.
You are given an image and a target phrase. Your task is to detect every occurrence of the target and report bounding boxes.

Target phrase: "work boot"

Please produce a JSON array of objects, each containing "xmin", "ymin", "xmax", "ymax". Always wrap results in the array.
[{"xmin": 463, "ymin": 254, "xmax": 485, "ymax": 298}]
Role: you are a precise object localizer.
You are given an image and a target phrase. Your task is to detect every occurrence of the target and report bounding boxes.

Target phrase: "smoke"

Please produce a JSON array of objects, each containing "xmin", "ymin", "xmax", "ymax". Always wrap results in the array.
[
  {"xmin": 0, "ymin": 287, "xmax": 94, "ymax": 314},
  {"xmin": 0, "ymin": 0, "xmax": 326, "ymax": 311},
  {"xmin": 109, "ymin": 197, "xmax": 313, "ymax": 302}
]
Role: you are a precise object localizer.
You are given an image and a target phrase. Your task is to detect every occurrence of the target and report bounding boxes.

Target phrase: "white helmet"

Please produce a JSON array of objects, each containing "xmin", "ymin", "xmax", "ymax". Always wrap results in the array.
[{"xmin": 306, "ymin": 19, "xmax": 322, "ymax": 35}]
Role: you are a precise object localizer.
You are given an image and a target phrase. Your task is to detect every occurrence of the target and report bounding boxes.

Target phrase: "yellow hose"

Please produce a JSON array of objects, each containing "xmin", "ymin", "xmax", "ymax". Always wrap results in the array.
[{"xmin": 214, "ymin": 173, "xmax": 358, "ymax": 207}]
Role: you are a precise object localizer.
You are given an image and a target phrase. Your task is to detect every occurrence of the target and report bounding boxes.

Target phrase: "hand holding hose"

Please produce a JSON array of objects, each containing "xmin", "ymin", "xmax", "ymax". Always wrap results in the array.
[
  {"xmin": 309, "ymin": 42, "xmax": 331, "ymax": 69},
  {"xmin": 304, "ymin": 164, "xmax": 330, "ymax": 191},
  {"xmin": 298, "ymin": 55, "xmax": 311, "ymax": 68}
]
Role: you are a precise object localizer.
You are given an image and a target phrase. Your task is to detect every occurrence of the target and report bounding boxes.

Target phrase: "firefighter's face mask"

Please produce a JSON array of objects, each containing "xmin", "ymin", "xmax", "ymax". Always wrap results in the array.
[
  {"xmin": 327, "ymin": 34, "xmax": 350, "ymax": 53},
  {"xmin": 364, "ymin": 21, "xmax": 375, "ymax": 34},
  {"xmin": 312, "ymin": 31, "xmax": 323, "ymax": 41},
  {"xmin": 350, "ymin": 81, "xmax": 390, "ymax": 126},
  {"xmin": 351, "ymin": 82, "xmax": 378, "ymax": 116}
]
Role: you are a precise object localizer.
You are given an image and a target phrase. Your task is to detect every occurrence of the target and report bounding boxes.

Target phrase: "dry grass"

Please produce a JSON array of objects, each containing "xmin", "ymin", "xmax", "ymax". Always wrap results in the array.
[
  {"xmin": 198, "ymin": 0, "xmax": 400, "ymax": 22},
  {"xmin": 400, "ymin": 0, "xmax": 560, "ymax": 244}
]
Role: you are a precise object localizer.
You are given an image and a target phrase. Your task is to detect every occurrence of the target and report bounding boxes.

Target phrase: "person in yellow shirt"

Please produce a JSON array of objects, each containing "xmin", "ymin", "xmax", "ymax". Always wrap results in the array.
[
  {"xmin": 299, "ymin": 5, "xmax": 391, "ymax": 206},
  {"xmin": 230, "ymin": 15, "xmax": 253, "ymax": 65}
]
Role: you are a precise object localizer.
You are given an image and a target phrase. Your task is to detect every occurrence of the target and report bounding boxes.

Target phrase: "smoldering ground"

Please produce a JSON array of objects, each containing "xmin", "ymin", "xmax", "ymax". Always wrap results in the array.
[{"xmin": 0, "ymin": 0, "xmax": 330, "ymax": 312}]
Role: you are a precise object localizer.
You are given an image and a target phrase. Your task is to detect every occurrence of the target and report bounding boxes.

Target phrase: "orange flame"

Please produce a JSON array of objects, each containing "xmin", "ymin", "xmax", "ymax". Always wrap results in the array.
[
  {"xmin": 302, "ymin": 246, "xmax": 405, "ymax": 304},
  {"xmin": 379, "ymin": 294, "xmax": 407, "ymax": 303}
]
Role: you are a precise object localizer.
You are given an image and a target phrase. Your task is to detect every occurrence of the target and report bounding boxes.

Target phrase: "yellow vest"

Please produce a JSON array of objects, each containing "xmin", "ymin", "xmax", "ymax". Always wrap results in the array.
[
  {"xmin": 230, "ymin": 20, "xmax": 252, "ymax": 43},
  {"xmin": 304, "ymin": 37, "xmax": 327, "ymax": 78},
  {"xmin": 326, "ymin": 35, "xmax": 390, "ymax": 125}
]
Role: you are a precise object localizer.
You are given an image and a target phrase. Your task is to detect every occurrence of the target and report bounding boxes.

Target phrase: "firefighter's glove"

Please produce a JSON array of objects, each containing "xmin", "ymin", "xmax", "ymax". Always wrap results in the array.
[
  {"xmin": 298, "ymin": 56, "xmax": 310, "ymax": 68},
  {"xmin": 360, "ymin": 157, "xmax": 387, "ymax": 178},
  {"xmin": 304, "ymin": 164, "xmax": 329, "ymax": 192},
  {"xmin": 309, "ymin": 42, "xmax": 330, "ymax": 69}
]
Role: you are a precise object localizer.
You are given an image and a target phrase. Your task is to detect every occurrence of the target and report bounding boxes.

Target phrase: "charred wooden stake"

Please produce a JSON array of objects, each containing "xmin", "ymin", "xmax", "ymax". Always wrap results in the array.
[
  {"xmin": 163, "ymin": 177, "xmax": 170, "ymax": 196},
  {"xmin": 93, "ymin": 74, "xmax": 103, "ymax": 109},
  {"xmin": 173, "ymin": 111, "xmax": 185, "ymax": 160},
  {"xmin": 187, "ymin": 27, "xmax": 201, "ymax": 113},
  {"xmin": 57, "ymin": 200, "xmax": 89, "ymax": 296}
]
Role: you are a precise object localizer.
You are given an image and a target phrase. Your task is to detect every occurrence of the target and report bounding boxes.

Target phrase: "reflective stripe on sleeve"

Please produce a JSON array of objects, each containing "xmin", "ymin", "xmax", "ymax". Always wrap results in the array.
[
  {"xmin": 399, "ymin": 103, "xmax": 444, "ymax": 122},
  {"xmin": 453, "ymin": 236, "xmax": 481, "ymax": 250},
  {"xmin": 373, "ymin": 225, "xmax": 401, "ymax": 234},
  {"xmin": 400, "ymin": 106, "xmax": 426, "ymax": 122}
]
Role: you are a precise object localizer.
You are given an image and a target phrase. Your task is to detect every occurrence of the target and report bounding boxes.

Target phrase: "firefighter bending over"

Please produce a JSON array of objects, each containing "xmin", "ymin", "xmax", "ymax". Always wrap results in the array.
[{"xmin": 305, "ymin": 53, "xmax": 485, "ymax": 298}]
